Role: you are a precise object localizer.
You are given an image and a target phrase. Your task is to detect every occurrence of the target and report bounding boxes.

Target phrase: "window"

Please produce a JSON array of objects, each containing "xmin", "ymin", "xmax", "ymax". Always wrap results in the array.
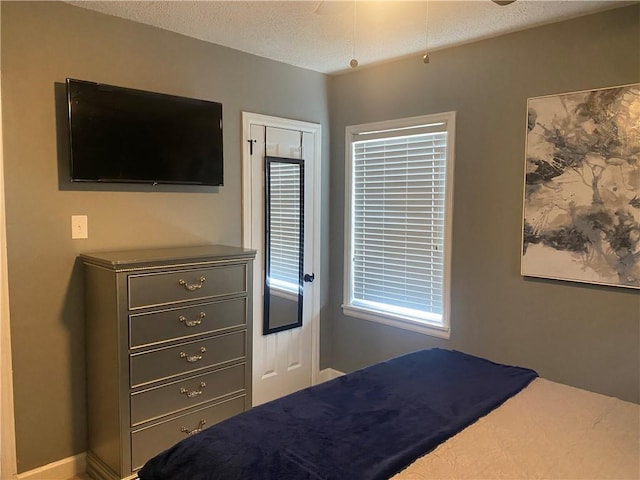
[
  {"xmin": 343, "ymin": 112, "xmax": 455, "ymax": 338},
  {"xmin": 266, "ymin": 158, "xmax": 303, "ymax": 297}
]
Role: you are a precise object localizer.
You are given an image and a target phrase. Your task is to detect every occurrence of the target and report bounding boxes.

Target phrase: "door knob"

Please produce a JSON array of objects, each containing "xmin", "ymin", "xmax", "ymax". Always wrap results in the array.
[{"xmin": 303, "ymin": 273, "xmax": 315, "ymax": 283}]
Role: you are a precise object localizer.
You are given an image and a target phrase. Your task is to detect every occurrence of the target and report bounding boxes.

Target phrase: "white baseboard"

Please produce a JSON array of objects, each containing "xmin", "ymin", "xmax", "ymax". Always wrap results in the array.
[
  {"xmin": 17, "ymin": 452, "xmax": 85, "ymax": 480},
  {"xmin": 318, "ymin": 368, "xmax": 345, "ymax": 383}
]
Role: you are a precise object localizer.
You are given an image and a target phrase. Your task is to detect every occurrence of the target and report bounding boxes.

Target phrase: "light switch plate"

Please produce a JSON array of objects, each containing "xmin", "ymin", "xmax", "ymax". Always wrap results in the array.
[{"xmin": 71, "ymin": 215, "xmax": 88, "ymax": 239}]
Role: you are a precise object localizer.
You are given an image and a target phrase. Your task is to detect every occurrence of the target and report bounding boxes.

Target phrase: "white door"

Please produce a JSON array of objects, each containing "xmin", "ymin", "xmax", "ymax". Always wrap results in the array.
[{"xmin": 242, "ymin": 113, "xmax": 321, "ymax": 406}]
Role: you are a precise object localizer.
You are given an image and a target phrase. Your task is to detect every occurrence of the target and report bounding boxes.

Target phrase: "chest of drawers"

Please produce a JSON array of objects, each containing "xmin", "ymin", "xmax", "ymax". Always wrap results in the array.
[{"xmin": 81, "ymin": 245, "xmax": 255, "ymax": 480}]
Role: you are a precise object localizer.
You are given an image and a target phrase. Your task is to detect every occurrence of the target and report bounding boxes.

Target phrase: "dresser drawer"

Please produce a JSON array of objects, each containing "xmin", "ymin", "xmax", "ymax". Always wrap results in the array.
[
  {"xmin": 131, "ymin": 395, "xmax": 246, "ymax": 471},
  {"xmin": 130, "ymin": 331, "xmax": 246, "ymax": 387},
  {"xmin": 128, "ymin": 264, "xmax": 247, "ymax": 309},
  {"xmin": 129, "ymin": 298, "xmax": 247, "ymax": 348},
  {"xmin": 130, "ymin": 363, "xmax": 246, "ymax": 426}
]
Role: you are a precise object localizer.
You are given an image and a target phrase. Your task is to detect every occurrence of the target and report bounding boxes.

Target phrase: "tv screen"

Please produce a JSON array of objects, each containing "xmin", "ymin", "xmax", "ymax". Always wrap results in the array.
[{"xmin": 66, "ymin": 78, "xmax": 223, "ymax": 186}]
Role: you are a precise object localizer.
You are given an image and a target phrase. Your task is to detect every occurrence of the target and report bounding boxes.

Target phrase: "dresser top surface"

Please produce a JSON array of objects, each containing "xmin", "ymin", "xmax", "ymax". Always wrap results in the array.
[{"xmin": 81, "ymin": 244, "xmax": 256, "ymax": 270}]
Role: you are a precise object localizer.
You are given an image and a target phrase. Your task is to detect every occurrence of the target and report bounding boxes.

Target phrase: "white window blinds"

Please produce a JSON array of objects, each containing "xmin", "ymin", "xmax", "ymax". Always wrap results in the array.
[
  {"xmin": 350, "ymin": 125, "xmax": 448, "ymax": 324},
  {"xmin": 267, "ymin": 160, "xmax": 302, "ymax": 293}
]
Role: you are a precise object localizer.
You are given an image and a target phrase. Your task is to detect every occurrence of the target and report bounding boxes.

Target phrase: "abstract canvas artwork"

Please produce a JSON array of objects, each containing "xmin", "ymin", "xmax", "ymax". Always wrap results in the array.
[{"xmin": 521, "ymin": 84, "xmax": 640, "ymax": 289}]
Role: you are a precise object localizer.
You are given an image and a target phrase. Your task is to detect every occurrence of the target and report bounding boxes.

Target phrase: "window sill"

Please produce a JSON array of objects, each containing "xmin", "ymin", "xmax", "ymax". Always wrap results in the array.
[
  {"xmin": 269, "ymin": 287, "xmax": 299, "ymax": 302},
  {"xmin": 341, "ymin": 304, "xmax": 450, "ymax": 339}
]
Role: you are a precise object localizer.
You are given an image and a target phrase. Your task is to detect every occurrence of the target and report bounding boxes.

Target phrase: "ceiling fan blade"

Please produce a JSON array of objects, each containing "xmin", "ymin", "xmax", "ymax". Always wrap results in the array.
[
  {"xmin": 314, "ymin": 1, "xmax": 350, "ymax": 16},
  {"xmin": 492, "ymin": 0, "xmax": 517, "ymax": 5}
]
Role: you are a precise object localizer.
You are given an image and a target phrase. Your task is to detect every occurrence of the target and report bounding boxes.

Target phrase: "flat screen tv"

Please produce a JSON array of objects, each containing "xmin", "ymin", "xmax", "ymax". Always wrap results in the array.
[{"xmin": 66, "ymin": 78, "xmax": 223, "ymax": 186}]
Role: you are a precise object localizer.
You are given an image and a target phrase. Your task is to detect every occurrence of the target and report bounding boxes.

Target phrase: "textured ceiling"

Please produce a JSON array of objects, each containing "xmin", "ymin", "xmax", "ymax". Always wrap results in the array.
[{"xmin": 67, "ymin": 1, "xmax": 633, "ymax": 74}]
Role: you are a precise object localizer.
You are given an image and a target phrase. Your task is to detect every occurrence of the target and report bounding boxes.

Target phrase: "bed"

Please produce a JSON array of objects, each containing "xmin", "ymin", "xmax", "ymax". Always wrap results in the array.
[{"xmin": 138, "ymin": 348, "xmax": 639, "ymax": 480}]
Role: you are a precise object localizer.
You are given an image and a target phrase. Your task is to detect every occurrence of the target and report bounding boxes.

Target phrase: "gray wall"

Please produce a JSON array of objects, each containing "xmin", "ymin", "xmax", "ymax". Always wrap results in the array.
[
  {"xmin": 0, "ymin": 1, "xmax": 330, "ymax": 472},
  {"xmin": 2, "ymin": 0, "xmax": 639, "ymax": 474},
  {"xmin": 328, "ymin": 5, "xmax": 640, "ymax": 403}
]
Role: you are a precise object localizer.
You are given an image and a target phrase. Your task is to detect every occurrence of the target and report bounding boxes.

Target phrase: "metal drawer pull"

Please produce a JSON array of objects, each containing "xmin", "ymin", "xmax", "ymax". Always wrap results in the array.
[
  {"xmin": 179, "ymin": 312, "xmax": 206, "ymax": 327},
  {"xmin": 179, "ymin": 346, "xmax": 206, "ymax": 363},
  {"xmin": 180, "ymin": 419, "xmax": 206, "ymax": 436},
  {"xmin": 178, "ymin": 276, "xmax": 206, "ymax": 291},
  {"xmin": 180, "ymin": 382, "xmax": 206, "ymax": 398}
]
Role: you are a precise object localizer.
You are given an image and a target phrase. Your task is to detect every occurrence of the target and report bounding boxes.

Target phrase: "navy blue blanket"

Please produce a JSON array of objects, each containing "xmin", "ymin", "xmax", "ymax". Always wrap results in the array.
[{"xmin": 139, "ymin": 348, "xmax": 537, "ymax": 480}]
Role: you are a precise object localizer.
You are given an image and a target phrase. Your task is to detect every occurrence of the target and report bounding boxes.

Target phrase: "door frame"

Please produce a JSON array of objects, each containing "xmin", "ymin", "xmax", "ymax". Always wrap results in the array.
[
  {"xmin": 0, "ymin": 65, "xmax": 18, "ymax": 479},
  {"xmin": 241, "ymin": 112, "xmax": 322, "ymax": 393}
]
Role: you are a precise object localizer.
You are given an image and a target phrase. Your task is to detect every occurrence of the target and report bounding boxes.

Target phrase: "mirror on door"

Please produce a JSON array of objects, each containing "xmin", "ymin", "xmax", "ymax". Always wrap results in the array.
[{"xmin": 263, "ymin": 156, "xmax": 304, "ymax": 335}]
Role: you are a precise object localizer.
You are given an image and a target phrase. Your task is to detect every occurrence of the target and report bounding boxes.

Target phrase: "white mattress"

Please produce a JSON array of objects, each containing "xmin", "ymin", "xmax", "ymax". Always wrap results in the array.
[{"xmin": 393, "ymin": 378, "xmax": 640, "ymax": 479}]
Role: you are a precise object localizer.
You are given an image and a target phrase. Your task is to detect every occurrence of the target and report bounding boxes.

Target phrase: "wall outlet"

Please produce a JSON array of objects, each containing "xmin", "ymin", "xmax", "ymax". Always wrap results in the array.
[{"xmin": 71, "ymin": 215, "xmax": 88, "ymax": 239}]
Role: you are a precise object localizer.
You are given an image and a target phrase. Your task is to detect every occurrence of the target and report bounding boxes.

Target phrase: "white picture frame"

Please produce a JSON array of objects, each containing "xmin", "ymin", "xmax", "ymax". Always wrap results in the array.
[{"xmin": 521, "ymin": 84, "xmax": 640, "ymax": 289}]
